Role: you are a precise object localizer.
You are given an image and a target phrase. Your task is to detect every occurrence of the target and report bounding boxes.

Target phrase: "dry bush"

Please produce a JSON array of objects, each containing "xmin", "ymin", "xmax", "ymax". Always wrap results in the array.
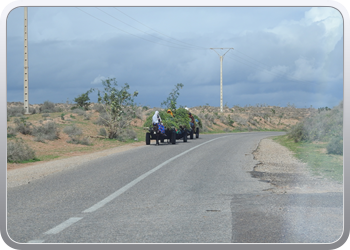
[
  {"xmin": 7, "ymin": 139, "xmax": 36, "ymax": 163},
  {"xmin": 116, "ymin": 129, "xmax": 137, "ymax": 142},
  {"xmin": 13, "ymin": 118, "xmax": 33, "ymax": 135},
  {"xmin": 32, "ymin": 121, "xmax": 60, "ymax": 142}
]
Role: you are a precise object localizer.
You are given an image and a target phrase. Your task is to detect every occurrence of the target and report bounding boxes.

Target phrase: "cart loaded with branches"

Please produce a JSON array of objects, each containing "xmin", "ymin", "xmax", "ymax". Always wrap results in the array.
[{"xmin": 143, "ymin": 108, "xmax": 202, "ymax": 145}]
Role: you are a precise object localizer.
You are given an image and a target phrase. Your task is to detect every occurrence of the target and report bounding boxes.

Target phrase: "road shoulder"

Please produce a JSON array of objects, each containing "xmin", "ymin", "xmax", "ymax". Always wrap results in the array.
[{"xmin": 252, "ymin": 138, "xmax": 343, "ymax": 194}]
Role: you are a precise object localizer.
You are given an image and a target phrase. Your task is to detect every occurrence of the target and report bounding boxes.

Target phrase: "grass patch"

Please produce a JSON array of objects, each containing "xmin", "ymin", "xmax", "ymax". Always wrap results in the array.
[
  {"xmin": 8, "ymin": 157, "xmax": 41, "ymax": 164},
  {"xmin": 273, "ymin": 135, "xmax": 343, "ymax": 183}
]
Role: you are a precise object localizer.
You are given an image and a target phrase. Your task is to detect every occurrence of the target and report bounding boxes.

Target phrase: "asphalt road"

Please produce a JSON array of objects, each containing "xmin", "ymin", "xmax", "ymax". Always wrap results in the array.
[{"xmin": 6, "ymin": 132, "xmax": 343, "ymax": 244}]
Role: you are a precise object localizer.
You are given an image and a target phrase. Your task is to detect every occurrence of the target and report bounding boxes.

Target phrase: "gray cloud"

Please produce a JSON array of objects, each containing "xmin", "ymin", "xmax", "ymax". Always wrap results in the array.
[{"xmin": 6, "ymin": 6, "xmax": 343, "ymax": 109}]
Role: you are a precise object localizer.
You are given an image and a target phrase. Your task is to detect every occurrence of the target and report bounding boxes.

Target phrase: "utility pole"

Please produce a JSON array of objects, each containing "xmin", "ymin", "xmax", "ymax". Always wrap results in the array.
[
  {"xmin": 24, "ymin": 7, "xmax": 30, "ymax": 115},
  {"xmin": 210, "ymin": 48, "xmax": 233, "ymax": 112}
]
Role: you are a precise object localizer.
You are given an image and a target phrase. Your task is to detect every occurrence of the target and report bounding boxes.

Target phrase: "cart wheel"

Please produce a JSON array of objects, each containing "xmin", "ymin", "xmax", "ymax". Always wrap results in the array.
[
  {"xmin": 196, "ymin": 128, "xmax": 199, "ymax": 138},
  {"xmin": 146, "ymin": 133, "xmax": 150, "ymax": 145},
  {"xmin": 190, "ymin": 130, "xmax": 194, "ymax": 139},
  {"xmin": 183, "ymin": 131, "xmax": 187, "ymax": 142},
  {"xmin": 171, "ymin": 132, "xmax": 176, "ymax": 144}
]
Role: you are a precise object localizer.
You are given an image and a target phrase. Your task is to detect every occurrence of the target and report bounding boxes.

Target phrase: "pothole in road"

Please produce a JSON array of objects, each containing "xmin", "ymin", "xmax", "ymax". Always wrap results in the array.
[{"xmin": 248, "ymin": 170, "xmax": 271, "ymax": 183}]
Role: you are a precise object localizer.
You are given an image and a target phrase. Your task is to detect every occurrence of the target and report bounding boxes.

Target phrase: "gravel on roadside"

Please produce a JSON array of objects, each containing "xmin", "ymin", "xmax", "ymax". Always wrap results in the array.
[{"xmin": 252, "ymin": 138, "xmax": 343, "ymax": 194}]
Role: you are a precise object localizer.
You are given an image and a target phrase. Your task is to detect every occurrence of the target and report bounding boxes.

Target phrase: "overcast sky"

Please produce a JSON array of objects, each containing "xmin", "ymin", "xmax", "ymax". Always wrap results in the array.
[{"xmin": 6, "ymin": 6, "xmax": 344, "ymax": 109}]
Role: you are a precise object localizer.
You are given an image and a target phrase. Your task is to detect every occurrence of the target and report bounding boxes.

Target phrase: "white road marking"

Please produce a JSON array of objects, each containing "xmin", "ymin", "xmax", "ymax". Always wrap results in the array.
[
  {"xmin": 83, "ymin": 135, "xmax": 231, "ymax": 213},
  {"xmin": 43, "ymin": 217, "xmax": 83, "ymax": 235}
]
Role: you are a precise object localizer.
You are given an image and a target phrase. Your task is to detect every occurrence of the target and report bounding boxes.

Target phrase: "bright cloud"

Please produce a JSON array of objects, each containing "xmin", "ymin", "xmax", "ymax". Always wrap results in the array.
[{"xmin": 91, "ymin": 75, "xmax": 107, "ymax": 84}]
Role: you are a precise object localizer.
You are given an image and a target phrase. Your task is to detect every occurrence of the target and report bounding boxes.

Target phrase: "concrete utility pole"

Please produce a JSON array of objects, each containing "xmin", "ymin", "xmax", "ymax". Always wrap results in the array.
[
  {"xmin": 24, "ymin": 7, "xmax": 30, "ymax": 115},
  {"xmin": 210, "ymin": 48, "xmax": 233, "ymax": 112}
]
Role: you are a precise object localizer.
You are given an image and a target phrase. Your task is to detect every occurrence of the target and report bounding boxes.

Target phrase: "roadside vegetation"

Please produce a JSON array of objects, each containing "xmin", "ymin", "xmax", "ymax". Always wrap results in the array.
[
  {"xmin": 273, "ymin": 101, "xmax": 343, "ymax": 183},
  {"xmin": 7, "ymin": 79, "xmax": 319, "ymax": 165}
]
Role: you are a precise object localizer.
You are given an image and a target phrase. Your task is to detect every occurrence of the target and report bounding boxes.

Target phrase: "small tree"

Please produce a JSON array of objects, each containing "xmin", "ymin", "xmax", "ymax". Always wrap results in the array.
[
  {"xmin": 73, "ymin": 90, "xmax": 93, "ymax": 110},
  {"xmin": 96, "ymin": 78, "xmax": 138, "ymax": 139},
  {"xmin": 161, "ymin": 83, "xmax": 184, "ymax": 110}
]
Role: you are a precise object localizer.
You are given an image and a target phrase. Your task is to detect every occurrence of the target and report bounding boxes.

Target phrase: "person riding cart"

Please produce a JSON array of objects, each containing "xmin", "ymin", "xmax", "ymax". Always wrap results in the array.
[{"xmin": 152, "ymin": 111, "xmax": 166, "ymax": 135}]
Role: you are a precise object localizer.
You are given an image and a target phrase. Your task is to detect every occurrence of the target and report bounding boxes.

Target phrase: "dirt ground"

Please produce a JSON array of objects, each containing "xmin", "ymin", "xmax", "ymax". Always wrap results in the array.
[{"xmin": 7, "ymin": 102, "xmax": 314, "ymax": 171}]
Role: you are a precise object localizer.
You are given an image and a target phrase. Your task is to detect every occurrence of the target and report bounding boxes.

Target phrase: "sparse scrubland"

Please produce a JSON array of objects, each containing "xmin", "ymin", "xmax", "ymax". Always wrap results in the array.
[
  {"xmin": 6, "ymin": 100, "xmax": 313, "ymax": 165},
  {"xmin": 6, "ymin": 80, "xmax": 343, "ymax": 183}
]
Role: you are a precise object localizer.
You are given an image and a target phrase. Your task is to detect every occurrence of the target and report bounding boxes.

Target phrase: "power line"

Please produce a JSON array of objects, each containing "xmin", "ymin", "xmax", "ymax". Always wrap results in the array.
[
  {"xmin": 232, "ymin": 49, "xmax": 306, "ymax": 82},
  {"xmin": 76, "ymin": 7, "xmax": 203, "ymax": 50},
  {"xmin": 226, "ymin": 53, "xmax": 306, "ymax": 82},
  {"xmin": 113, "ymin": 7, "xmax": 208, "ymax": 50},
  {"xmin": 96, "ymin": 7, "xmax": 204, "ymax": 50},
  {"xmin": 77, "ymin": 7, "xmax": 309, "ymax": 82}
]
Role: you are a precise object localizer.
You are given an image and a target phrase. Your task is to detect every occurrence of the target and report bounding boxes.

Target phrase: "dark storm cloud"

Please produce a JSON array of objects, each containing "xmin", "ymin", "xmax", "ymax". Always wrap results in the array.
[{"xmin": 6, "ymin": 6, "xmax": 343, "ymax": 108}]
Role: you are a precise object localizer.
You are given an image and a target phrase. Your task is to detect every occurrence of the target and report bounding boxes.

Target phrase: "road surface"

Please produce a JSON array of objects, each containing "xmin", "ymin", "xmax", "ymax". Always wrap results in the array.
[{"xmin": 6, "ymin": 132, "xmax": 343, "ymax": 244}]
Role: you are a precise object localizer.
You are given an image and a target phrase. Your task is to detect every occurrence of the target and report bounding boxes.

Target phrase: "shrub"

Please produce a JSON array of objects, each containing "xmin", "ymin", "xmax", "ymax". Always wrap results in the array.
[
  {"xmin": 63, "ymin": 125, "xmax": 82, "ymax": 137},
  {"xmin": 83, "ymin": 112, "xmax": 91, "ymax": 120},
  {"xmin": 327, "ymin": 136, "xmax": 343, "ymax": 155},
  {"xmin": 233, "ymin": 116, "xmax": 247, "ymax": 126},
  {"xmin": 72, "ymin": 108, "xmax": 86, "ymax": 116},
  {"xmin": 7, "ymin": 106, "xmax": 24, "ymax": 117},
  {"xmin": 99, "ymin": 128, "xmax": 107, "ymax": 137},
  {"xmin": 73, "ymin": 90, "xmax": 92, "ymax": 110},
  {"xmin": 96, "ymin": 77, "xmax": 138, "ymax": 139},
  {"xmin": 288, "ymin": 100, "xmax": 343, "ymax": 143},
  {"xmin": 115, "ymin": 129, "xmax": 137, "ymax": 141},
  {"xmin": 42, "ymin": 113, "xmax": 50, "ymax": 118},
  {"xmin": 288, "ymin": 122, "xmax": 307, "ymax": 142},
  {"xmin": 40, "ymin": 101, "xmax": 56, "ymax": 113},
  {"xmin": 32, "ymin": 121, "xmax": 60, "ymax": 142},
  {"xmin": 7, "ymin": 139, "xmax": 37, "ymax": 163},
  {"xmin": 93, "ymin": 103, "xmax": 105, "ymax": 113},
  {"xmin": 79, "ymin": 136, "xmax": 91, "ymax": 145},
  {"xmin": 63, "ymin": 125, "xmax": 90, "ymax": 145},
  {"xmin": 13, "ymin": 117, "xmax": 33, "ymax": 135},
  {"xmin": 94, "ymin": 113, "xmax": 109, "ymax": 126}
]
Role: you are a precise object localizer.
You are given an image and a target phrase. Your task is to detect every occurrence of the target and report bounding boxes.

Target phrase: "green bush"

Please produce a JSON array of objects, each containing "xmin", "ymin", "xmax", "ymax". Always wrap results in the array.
[
  {"xmin": 327, "ymin": 136, "xmax": 343, "ymax": 155},
  {"xmin": 7, "ymin": 139, "xmax": 37, "ymax": 163},
  {"xmin": 288, "ymin": 122, "xmax": 307, "ymax": 142},
  {"xmin": 288, "ymin": 100, "xmax": 343, "ymax": 143},
  {"xmin": 73, "ymin": 90, "xmax": 92, "ymax": 110}
]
